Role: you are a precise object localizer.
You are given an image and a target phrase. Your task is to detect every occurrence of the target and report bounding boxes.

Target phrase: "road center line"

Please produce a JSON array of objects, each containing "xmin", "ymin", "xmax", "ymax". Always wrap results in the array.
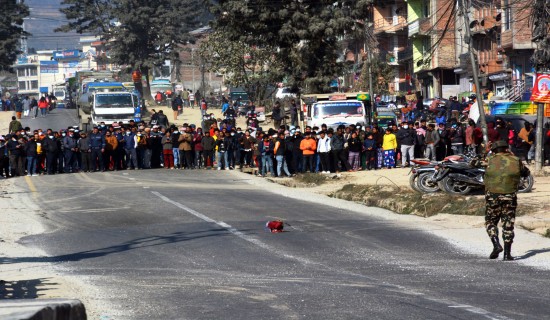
[
  {"xmin": 152, "ymin": 191, "xmax": 510, "ymax": 319},
  {"xmin": 151, "ymin": 191, "xmax": 313, "ymax": 262},
  {"xmin": 24, "ymin": 176, "xmax": 38, "ymax": 199}
]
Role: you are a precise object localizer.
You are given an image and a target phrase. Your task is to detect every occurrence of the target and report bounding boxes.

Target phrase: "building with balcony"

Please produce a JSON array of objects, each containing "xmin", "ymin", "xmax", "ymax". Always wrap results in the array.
[
  {"xmin": 372, "ymin": 0, "xmax": 412, "ymax": 94},
  {"xmin": 408, "ymin": 0, "xmax": 458, "ymax": 99},
  {"xmin": 454, "ymin": 0, "xmax": 535, "ymax": 101}
]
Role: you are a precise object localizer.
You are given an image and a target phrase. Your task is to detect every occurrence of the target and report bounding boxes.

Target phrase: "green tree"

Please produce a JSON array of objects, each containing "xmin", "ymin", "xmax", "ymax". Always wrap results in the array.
[
  {"xmin": 209, "ymin": 0, "xmax": 372, "ymax": 94},
  {"xmin": 199, "ymin": 30, "xmax": 283, "ymax": 104},
  {"xmin": 357, "ymin": 56, "xmax": 395, "ymax": 95},
  {"xmin": 0, "ymin": 0, "xmax": 29, "ymax": 71},
  {"xmin": 57, "ymin": 0, "xmax": 203, "ymax": 99}
]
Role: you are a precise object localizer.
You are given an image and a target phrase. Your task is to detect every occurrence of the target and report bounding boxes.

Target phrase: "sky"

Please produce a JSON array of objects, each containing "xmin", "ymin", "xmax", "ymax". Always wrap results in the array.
[{"xmin": 25, "ymin": 0, "xmax": 83, "ymax": 51}]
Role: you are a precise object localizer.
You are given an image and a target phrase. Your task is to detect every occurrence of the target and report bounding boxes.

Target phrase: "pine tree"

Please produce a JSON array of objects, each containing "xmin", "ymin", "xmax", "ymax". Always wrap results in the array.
[
  {"xmin": 57, "ymin": 0, "xmax": 203, "ymax": 99},
  {"xmin": 0, "ymin": 0, "xmax": 29, "ymax": 71}
]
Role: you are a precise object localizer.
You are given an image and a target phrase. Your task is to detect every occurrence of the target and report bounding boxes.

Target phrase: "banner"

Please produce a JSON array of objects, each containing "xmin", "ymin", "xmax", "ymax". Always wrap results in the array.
[
  {"xmin": 531, "ymin": 73, "xmax": 550, "ymax": 103},
  {"xmin": 40, "ymin": 61, "xmax": 59, "ymax": 74}
]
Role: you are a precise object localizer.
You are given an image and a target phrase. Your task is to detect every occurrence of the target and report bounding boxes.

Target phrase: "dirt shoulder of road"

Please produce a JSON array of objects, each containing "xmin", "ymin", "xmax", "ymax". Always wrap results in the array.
[
  {"xmin": 0, "ymin": 178, "xmax": 103, "ymax": 309},
  {"xmin": 293, "ymin": 166, "xmax": 550, "ymax": 236}
]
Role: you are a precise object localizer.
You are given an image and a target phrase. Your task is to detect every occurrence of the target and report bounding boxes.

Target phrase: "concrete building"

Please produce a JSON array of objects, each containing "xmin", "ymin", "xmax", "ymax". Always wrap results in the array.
[
  {"xmin": 408, "ymin": 0, "xmax": 459, "ymax": 99},
  {"xmin": 454, "ymin": 0, "xmax": 535, "ymax": 101},
  {"xmin": 176, "ymin": 26, "xmax": 223, "ymax": 96},
  {"xmin": 372, "ymin": 0, "xmax": 412, "ymax": 94}
]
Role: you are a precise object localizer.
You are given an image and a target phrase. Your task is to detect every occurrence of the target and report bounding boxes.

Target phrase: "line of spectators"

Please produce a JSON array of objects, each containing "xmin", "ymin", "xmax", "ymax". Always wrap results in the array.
[{"xmin": 2, "ymin": 114, "xmax": 549, "ymax": 179}]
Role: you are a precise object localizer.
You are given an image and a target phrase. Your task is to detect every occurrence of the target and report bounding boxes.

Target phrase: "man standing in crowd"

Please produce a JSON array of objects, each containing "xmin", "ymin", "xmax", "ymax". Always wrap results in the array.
[
  {"xmin": 89, "ymin": 126, "xmax": 105, "ymax": 172},
  {"xmin": 396, "ymin": 121, "xmax": 415, "ymax": 168}
]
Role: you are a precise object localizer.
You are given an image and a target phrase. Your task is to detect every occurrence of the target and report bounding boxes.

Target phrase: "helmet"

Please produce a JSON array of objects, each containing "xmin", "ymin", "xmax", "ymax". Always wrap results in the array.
[{"xmin": 491, "ymin": 140, "xmax": 508, "ymax": 151}]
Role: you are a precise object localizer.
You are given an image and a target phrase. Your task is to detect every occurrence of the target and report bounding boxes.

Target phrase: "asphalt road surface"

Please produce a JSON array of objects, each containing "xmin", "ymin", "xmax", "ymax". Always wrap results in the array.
[
  {"xmin": 20, "ymin": 106, "xmax": 80, "ymax": 132},
  {"xmin": 9, "ymin": 111, "xmax": 550, "ymax": 319}
]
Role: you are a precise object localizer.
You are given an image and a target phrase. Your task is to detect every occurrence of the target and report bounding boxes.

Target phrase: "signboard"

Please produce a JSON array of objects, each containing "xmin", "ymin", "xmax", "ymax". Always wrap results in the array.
[
  {"xmin": 356, "ymin": 93, "xmax": 370, "ymax": 101},
  {"xmin": 531, "ymin": 73, "xmax": 550, "ymax": 103},
  {"xmin": 40, "ymin": 87, "xmax": 49, "ymax": 93},
  {"xmin": 53, "ymin": 50, "xmax": 80, "ymax": 60},
  {"xmin": 328, "ymin": 94, "xmax": 347, "ymax": 101},
  {"xmin": 40, "ymin": 61, "xmax": 59, "ymax": 74}
]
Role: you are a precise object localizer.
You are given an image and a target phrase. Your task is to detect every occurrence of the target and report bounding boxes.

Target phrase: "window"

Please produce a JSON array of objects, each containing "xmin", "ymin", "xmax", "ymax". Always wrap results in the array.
[
  {"xmin": 17, "ymin": 69, "xmax": 25, "ymax": 77},
  {"xmin": 18, "ymin": 81, "xmax": 26, "ymax": 90},
  {"xmin": 422, "ymin": 37, "xmax": 431, "ymax": 55},
  {"xmin": 422, "ymin": 0, "xmax": 431, "ymax": 18},
  {"xmin": 29, "ymin": 67, "xmax": 37, "ymax": 76},
  {"xmin": 503, "ymin": 0, "xmax": 511, "ymax": 30},
  {"xmin": 30, "ymin": 80, "xmax": 38, "ymax": 89}
]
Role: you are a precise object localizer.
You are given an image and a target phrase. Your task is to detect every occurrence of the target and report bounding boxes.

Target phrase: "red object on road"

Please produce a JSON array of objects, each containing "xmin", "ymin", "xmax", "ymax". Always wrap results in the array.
[{"xmin": 266, "ymin": 220, "xmax": 284, "ymax": 233}]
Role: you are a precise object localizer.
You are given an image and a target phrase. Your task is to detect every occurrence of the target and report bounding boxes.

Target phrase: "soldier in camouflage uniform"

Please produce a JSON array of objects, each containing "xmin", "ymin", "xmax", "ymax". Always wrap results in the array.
[{"xmin": 484, "ymin": 140, "xmax": 523, "ymax": 261}]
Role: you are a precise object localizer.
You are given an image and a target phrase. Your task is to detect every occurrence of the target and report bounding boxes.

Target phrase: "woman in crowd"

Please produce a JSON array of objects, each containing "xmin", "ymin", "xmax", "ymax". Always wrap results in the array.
[{"xmin": 382, "ymin": 128, "xmax": 397, "ymax": 169}]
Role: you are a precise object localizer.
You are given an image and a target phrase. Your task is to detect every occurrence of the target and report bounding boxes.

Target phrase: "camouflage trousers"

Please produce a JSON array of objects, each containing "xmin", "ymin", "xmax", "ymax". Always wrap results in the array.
[{"xmin": 485, "ymin": 191, "xmax": 517, "ymax": 243}]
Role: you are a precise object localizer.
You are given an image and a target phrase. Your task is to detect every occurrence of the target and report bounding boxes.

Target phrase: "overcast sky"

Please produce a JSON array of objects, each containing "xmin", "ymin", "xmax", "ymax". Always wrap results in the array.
[{"xmin": 25, "ymin": 0, "xmax": 83, "ymax": 51}]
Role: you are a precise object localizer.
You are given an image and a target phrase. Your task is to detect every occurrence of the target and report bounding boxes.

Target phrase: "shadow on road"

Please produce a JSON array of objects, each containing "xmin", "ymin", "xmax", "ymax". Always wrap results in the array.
[
  {"xmin": 515, "ymin": 247, "xmax": 550, "ymax": 260},
  {"xmin": 0, "ymin": 228, "xmax": 242, "ymax": 264},
  {"xmin": 0, "ymin": 278, "xmax": 56, "ymax": 299}
]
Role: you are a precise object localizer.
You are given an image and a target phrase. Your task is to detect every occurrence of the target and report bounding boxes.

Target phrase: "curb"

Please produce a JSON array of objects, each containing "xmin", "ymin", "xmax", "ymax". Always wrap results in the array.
[{"xmin": 0, "ymin": 299, "xmax": 86, "ymax": 320}]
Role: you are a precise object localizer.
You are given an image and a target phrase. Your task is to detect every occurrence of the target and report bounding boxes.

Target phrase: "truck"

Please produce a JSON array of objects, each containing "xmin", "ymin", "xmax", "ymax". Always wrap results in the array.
[
  {"xmin": 77, "ymin": 82, "xmax": 128, "ymax": 129},
  {"xmin": 375, "ymin": 107, "xmax": 399, "ymax": 129},
  {"xmin": 80, "ymin": 91, "xmax": 140, "ymax": 131},
  {"xmin": 300, "ymin": 93, "xmax": 370, "ymax": 130}
]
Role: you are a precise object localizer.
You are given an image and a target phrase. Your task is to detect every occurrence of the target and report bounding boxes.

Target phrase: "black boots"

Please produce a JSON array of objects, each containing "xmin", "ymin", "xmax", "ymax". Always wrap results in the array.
[
  {"xmin": 489, "ymin": 236, "xmax": 503, "ymax": 259},
  {"xmin": 503, "ymin": 242, "xmax": 514, "ymax": 261}
]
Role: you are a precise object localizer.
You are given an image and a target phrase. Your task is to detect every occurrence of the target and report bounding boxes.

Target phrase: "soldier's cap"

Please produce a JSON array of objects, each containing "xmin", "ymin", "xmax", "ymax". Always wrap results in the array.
[{"xmin": 491, "ymin": 140, "xmax": 508, "ymax": 151}]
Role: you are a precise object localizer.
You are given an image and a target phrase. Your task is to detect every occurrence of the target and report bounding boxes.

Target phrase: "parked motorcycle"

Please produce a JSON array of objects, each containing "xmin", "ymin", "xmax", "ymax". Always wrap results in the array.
[
  {"xmin": 409, "ymin": 159, "xmax": 438, "ymax": 193},
  {"xmin": 436, "ymin": 157, "xmax": 534, "ymax": 195}
]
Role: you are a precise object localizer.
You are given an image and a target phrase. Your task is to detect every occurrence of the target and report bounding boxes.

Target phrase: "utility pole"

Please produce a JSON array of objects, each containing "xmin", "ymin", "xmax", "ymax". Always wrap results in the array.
[
  {"xmin": 531, "ymin": 0, "xmax": 550, "ymax": 172},
  {"xmin": 458, "ymin": 0, "xmax": 489, "ymax": 145}
]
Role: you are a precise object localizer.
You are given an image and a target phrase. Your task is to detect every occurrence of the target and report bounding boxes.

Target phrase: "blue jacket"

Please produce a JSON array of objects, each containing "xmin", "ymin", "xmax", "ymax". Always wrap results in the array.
[
  {"xmin": 123, "ymin": 133, "xmax": 136, "ymax": 149},
  {"xmin": 89, "ymin": 132, "xmax": 105, "ymax": 149},
  {"xmin": 363, "ymin": 138, "xmax": 376, "ymax": 150}
]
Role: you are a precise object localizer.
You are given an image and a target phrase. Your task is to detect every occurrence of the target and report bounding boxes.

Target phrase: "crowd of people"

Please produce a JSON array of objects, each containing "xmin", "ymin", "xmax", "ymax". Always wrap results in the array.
[
  {"xmin": 1, "ymin": 94, "xmax": 58, "ymax": 120},
  {"xmin": 1, "ymin": 106, "xmax": 550, "ymax": 179}
]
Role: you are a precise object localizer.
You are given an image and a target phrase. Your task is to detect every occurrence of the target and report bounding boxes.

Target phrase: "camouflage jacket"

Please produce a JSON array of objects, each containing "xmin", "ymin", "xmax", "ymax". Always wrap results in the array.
[{"xmin": 484, "ymin": 152, "xmax": 521, "ymax": 194}]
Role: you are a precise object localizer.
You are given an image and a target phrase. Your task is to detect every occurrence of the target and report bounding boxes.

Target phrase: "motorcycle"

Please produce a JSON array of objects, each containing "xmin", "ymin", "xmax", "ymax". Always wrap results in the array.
[
  {"xmin": 412, "ymin": 154, "xmax": 475, "ymax": 193},
  {"xmin": 409, "ymin": 159, "xmax": 438, "ymax": 193},
  {"xmin": 436, "ymin": 157, "xmax": 534, "ymax": 195}
]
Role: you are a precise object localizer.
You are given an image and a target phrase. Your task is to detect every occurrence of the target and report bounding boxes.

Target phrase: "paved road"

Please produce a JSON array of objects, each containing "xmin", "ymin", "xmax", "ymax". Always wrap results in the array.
[
  {"xmin": 9, "ymin": 169, "xmax": 550, "ymax": 320},
  {"xmin": 20, "ymin": 107, "xmax": 80, "ymax": 132}
]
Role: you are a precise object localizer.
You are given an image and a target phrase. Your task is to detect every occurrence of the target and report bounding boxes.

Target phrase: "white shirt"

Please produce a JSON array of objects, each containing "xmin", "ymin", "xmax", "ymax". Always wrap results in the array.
[{"xmin": 317, "ymin": 136, "xmax": 331, "ymax": 153}]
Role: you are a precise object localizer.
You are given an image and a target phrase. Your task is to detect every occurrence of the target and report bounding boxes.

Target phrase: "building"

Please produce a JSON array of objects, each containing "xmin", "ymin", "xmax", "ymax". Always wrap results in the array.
[
  {"xmin": 371, "ymin": 0, "xmax": 412, "ymax": 94},
  {"xmin": 177, "ymin": 26, "xmax": 223, "ymax": 95},
  {"xmin": 454, "ymin": 0, "xmax": 535, "ymax": 101},
  {"xmin": 408, "ymin": 0, "xmax": 459, "ymax": 99}
]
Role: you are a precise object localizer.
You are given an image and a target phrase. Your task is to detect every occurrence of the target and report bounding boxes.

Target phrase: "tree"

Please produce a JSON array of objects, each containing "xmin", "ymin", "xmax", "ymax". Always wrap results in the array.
[
  {"xmin": 209, "ymin": 0, "xmax": 372, "ymax": 94},
  {"xmin": 57, "ymin": 0, "xmax": 203, "ymax": 99},
  {"xmin": 357, "ymin": 56, "xmax": 395, "ymax": 96},
  {"xmin": 0, "ymin": 0, "xmax": 29, "ymax": 71},
  {"xmin": 199, "ymin": 30, "xmax": 283, "ymax": 104}
]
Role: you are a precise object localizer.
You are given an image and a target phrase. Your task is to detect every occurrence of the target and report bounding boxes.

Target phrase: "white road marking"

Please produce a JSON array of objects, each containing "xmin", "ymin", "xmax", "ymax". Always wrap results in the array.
[
  {"xmin": 122, "ymin": 173, "xmax": 129, "ymax": 175},
  {"xmin": 151, "ymin": 191, "xmax": 310, "ymax": 262},
  {"xmin": 151, "ymin": 191, "xmax": 513, "ymax": 320},
  {"xmin": 57, "ymin": 207, "xmax": 130, "ymax": 213}
]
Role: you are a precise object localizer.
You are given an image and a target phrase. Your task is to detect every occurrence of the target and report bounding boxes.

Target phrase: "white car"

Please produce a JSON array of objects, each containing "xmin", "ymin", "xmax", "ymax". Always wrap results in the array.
[{"xmin": 275, "ymin": 87, "xmax": 297, "ymax": 100}]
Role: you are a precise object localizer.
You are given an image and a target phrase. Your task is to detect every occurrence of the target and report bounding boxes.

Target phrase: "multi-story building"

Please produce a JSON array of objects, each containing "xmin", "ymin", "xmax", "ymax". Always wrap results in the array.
[
  {"xmin": 408, "ymin": 0, "xmax": 458, "ymax": 99},
  {"xmin": 454, "ymin": 0, "xmax": 535, "ymax": 101},
  {"xmin": 372, "ymin": 0, "xmax": 412, "ymax": 94}
]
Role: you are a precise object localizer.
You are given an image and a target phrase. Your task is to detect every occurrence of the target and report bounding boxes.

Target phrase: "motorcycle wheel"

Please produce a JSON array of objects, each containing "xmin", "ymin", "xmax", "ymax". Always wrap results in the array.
[
  {"xmin": 438, "ymin": 176, "xmax": 472, "ymax": 195},
  {"xmin": 417, "ymin": 172, "xmax": 440, "ymax": 193},
  {"xmin": 409, "ymin": 173, "xmax": 422, "ymax": 193},
  {"xmin": 518, "ymin": 174, "xmax": 534, "ymax": 193}
]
